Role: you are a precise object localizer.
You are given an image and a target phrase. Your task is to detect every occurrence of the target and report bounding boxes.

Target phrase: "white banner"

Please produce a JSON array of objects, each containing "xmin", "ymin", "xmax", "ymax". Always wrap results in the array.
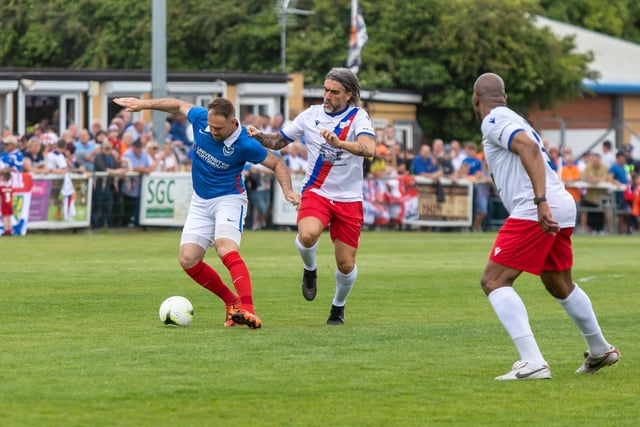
[
  {"xmin": 139, "ymin": 173, "xmax": 193, "ymax": 227},
  {"xmin": 272, "ymin": 174, "xmax": 305, "ymax": 226}
]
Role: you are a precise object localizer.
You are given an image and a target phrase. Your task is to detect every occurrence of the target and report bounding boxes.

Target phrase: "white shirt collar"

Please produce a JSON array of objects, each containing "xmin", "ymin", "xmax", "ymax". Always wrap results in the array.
[{"xmin": 204, "ymin": 124, "xmax": 241, "ymax": 148}]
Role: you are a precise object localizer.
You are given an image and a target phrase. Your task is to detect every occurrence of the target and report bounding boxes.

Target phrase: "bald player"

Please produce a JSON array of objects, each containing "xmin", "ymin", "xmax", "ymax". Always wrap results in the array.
[{"xmin": 472, "ymin": 72, "xmax": 619, "ymax": 380}]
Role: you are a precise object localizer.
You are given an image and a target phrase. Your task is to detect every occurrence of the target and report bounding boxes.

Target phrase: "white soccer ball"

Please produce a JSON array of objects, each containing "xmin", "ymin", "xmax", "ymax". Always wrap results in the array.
[{"xmin": 159, "ymin": 296, "xmax": 194, "ymax": 327}]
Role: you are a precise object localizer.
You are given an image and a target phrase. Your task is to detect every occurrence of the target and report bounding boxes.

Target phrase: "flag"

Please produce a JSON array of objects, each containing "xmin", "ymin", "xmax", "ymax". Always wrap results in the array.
[{"xmin": 347, "ymin": 0, "xmax": 368, "ymax": 74}]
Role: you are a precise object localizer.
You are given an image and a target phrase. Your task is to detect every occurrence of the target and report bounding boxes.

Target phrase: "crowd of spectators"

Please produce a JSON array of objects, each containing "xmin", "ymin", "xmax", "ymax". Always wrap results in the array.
[
  {"xmin": 364, "ymin": 129, "xmax": 493, "ymax": 231},
  {"xmin": 3, "ymin": 113, "xmax": 640, "ymax": 234},
  {"xmin": 551, "ymin": 139, "xmax": 640, "ymax": 234},
  {"xmin": 0, "ymin": 107, "xmax": 195, "ymax": 229}
]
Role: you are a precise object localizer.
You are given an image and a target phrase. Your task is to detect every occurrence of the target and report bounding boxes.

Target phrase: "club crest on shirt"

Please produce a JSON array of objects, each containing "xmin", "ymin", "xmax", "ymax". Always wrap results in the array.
[{"xmin": 223, "ymin": 146, "xmax": 234, "ymax": 156}]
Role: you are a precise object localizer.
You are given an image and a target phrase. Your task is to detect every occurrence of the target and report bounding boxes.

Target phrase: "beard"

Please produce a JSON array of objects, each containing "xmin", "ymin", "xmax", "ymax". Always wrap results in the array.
[{"xmin": 323, "ymin": 99, "xmax": 341, "ymax": 114}]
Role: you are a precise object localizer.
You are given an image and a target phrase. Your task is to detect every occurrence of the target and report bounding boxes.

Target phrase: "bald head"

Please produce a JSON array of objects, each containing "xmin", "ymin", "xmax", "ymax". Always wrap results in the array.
[
  {"xmin": 473, "ymin": 73, "xmax": 506, "ymax": 98},
  {"xmin": 472, "ymin": 72, "xmax": 507, "ymax": 121}
]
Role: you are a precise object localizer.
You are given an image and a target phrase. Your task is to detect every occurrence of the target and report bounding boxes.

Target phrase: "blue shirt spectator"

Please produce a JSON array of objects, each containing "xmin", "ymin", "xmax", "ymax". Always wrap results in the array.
[
  {"xmin": 609, "ymin": 154, "xmax": 629, "ymax": 185},
  {"xmin": 411, "ymin": 143, "xmax": 439, "ymax": 176},
  {"xmin": 122, "ymin": 140, "xmax": 152, "ymax": 198},
  {"xmin": 1, "ymin": 135, "xmax": 24, "ymax": 172},
  {"xmin": 462, "ymin": 156, "xmax": 483, "ymax": 176},
  {"xmin": 170, "ymin": 113, "xmax": 191, "ymax": 146}
]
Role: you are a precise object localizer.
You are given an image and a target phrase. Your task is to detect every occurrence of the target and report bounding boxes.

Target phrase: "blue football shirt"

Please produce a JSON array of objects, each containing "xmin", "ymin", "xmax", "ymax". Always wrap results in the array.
[{"xmin": 187, "ymin": 106, "xmax": 268, "ymax": 199}]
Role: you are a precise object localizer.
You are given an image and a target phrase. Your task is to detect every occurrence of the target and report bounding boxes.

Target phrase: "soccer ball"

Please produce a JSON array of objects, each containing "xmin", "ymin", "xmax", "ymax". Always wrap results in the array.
[{"xmin": 159, "ymin": 296, "xmax": 194, "ymax": 327}]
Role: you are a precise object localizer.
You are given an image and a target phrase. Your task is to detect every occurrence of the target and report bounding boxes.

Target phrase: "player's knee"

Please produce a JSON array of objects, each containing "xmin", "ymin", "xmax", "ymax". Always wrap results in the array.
[
  {"xmin": 336, "ymin": 261, "xmax": 354, "ymax": 275},
  {"xmin": 480, "ymin": 274, "xmax": 500, "ymax": 295},
  {"xmin": 480, "ymin": 275, "xmax": 490, "ymax": 293},
  {"xmin": 178, "ymin": 248, "xmax": 201, "ymax": 270},
  {"xmin": 297, "ymin": 232, "xmax": 318, "ymax": 248},
  {"xmin": 178, "ymin": 254, "xmax": 195, "ymax": 270}
]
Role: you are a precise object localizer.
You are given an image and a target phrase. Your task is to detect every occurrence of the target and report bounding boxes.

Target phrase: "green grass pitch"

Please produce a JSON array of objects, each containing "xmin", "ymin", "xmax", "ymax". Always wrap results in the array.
[{"xmin": 0, "ymin": 230, "xmax": 637, "ymax": 426}]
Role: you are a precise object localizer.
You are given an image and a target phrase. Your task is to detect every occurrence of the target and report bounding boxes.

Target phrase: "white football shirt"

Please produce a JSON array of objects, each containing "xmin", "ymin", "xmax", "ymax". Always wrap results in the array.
[
  {"xmin": 481, "ymin": 106, "xmax": 576, "ymax": 227},
  {"xmin": 280, "ymin": 104, "xmax": 374, "ymax": 202}
]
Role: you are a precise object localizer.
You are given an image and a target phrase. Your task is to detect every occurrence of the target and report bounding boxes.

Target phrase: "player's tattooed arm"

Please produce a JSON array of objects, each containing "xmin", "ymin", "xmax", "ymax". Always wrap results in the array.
[
  {"xmin": 256, "ymin": 132, "xmax": 289, "ymax": 150},
  {"xmin": 246, "ymin": 125, "xmax": 289, "ymax": 150}
]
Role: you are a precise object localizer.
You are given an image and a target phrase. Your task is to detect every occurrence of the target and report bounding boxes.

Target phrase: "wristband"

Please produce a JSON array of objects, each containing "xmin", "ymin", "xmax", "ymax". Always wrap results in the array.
[{"xmin": 533, "ymin": 196, "xmax": 547, "ymax": 205}]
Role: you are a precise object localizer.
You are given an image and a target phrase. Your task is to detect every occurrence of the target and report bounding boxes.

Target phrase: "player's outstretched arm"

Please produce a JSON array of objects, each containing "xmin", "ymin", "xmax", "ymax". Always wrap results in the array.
[
  {"xmin": 261, "ymin": 152, "xmax": 300, "ymax": 207},
  {"xmin": 113, "ymin": 97, "xmax": 193, "ymax": 116}
]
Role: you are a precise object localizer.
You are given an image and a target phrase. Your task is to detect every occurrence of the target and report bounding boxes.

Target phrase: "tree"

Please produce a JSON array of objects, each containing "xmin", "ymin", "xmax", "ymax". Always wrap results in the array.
[
  {"xmin": 0, "ymin": 0, "xmax": 629, "ymax": 143},
  {"xmin": 540, "ymin": 0, "xmax": 640, "ymax": 44},
  {"xmin": 338, "ymin": 0, "xmax": 597, "ymax": 141}
]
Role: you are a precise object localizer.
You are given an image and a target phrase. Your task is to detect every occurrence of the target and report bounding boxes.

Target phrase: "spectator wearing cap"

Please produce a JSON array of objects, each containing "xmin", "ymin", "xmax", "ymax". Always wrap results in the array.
[
  {"xmin": 1, "ymin": 135, "xmax": 24, "ymax": 173},
  {"xmin": 121, "ymin": 139, "xmax": 153, "ymax": 227}
]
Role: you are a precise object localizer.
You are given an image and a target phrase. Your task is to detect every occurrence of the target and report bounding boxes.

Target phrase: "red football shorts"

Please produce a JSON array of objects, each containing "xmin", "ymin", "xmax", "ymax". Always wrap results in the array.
[
  {"xmin": 297, "ymin": 190, "xmax": 363, "ymax": 248},
  {"xmin": 1, "ymin": 185, "xmax": 13, "ymax": 216},
  {"xmin": 489, "ymin": 217, "xmax": 573, "ymax": 275}
]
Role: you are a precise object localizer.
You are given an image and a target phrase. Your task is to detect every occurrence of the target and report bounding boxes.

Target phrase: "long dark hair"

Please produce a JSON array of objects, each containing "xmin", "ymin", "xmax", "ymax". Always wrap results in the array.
[{"xmin": 325, "ymin": 67, "xmax": 361, "ymax": 107}]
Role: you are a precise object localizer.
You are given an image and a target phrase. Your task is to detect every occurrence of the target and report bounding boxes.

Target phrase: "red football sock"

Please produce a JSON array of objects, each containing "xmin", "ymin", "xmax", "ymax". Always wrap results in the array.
[
  {"xmin": 184, "ymin": 261, "xmax": 239, "ymax": 305},
  {"xmin": 222, "ymin": 251, "xmax": 254, "ymax": 313}
]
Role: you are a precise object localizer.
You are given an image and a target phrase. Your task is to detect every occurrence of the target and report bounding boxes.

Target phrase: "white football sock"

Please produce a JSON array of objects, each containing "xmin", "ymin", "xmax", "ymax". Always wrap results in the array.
[
  {"xmin": 556, "ymin": 284, "xmax": 611, "ymax": 356},
  {"xmin": 332, "ymin": 265, "xmax": 357, "ymax": 307},
  {"xmin": 488, "ymin": 287, "xmax": 547, "ymax": 365},
  {"xmin": 295, "ymin": 234, "xmax": 318, "ymax": 271}
]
